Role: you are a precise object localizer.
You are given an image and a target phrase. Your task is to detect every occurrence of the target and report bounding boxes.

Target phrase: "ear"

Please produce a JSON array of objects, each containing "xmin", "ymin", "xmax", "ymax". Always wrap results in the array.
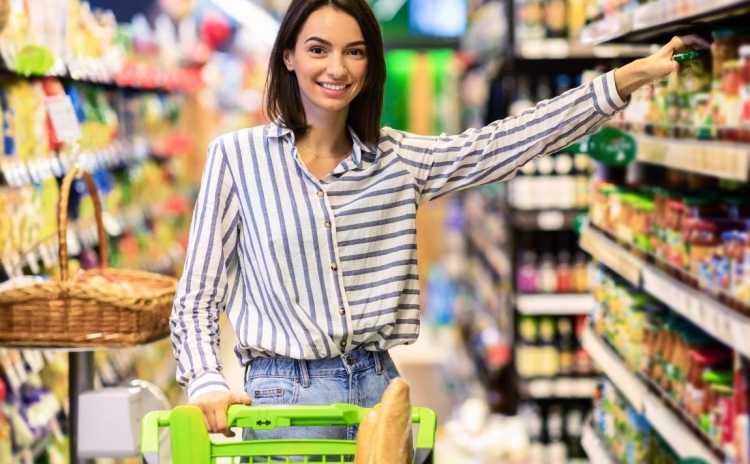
[{"xmin": 283, "ymin": 50, "xmax": 294, "ymax": 71}]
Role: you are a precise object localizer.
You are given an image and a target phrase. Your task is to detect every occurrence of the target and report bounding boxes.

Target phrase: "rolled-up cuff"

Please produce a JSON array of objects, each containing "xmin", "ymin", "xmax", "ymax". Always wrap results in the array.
[
  {"xmin": 591, "ymin": 70, "xmax": 629, "ymax": 116},
  {"xmin": 187, "ymin": 371, "xmax": 230, "ymax": 402}
]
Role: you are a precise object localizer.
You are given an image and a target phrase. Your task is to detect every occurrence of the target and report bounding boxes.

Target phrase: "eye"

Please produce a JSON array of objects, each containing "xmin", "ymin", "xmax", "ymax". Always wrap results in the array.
[
  {"xmin": 309, "ymin": 46, "xmax": 325, "ymax": 55},
  {"xmin": 348, "ymin": 48, "xmax": 366, "ymax": 56}
]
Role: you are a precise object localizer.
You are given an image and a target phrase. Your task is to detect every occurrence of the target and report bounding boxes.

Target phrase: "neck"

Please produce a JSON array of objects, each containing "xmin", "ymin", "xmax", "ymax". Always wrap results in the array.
[{"xmin": 297, "ymin": 106, "xmax": 351, "ymax": 156}]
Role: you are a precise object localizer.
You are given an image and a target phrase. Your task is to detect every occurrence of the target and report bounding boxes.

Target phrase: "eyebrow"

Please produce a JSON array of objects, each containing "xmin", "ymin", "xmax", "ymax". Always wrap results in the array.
[{"xmin": 304, "ymin": 36, "xmax": 366, "ymax": 47}]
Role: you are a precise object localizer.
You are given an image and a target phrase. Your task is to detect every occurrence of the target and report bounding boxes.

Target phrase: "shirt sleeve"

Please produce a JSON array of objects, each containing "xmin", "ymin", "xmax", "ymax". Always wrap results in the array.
[
  {"xmin": 170, "ymin": 138, "xmax": 240, "ymax": 401},
  {"xmin": 385, "ymin": 70, "xmax": 628, "ymax": 205}
]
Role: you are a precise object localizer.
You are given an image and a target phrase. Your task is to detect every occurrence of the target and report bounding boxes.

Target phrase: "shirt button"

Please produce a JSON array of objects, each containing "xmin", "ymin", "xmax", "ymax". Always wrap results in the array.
[
  {"xmin": 331, "ymin": 263, "xmax": 338, "ymax": 271},
  {"xmin": 317, "ymin": 191, "xmax": 324, "ymax": 197},
  {"xmin": 324, "ymin": 221, "xmax": 331, "ymax": 228},
  {"xmin": 340, "ymin": 340, "xmax": 347, "ymax": 347},
  {"xmin": 339, "ymin": 308, "xmax": 345, "ymax": 315}
]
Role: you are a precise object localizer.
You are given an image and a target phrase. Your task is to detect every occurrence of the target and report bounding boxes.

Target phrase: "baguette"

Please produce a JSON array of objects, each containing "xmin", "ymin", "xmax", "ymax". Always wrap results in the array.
[
  {"xmin": 354, "ymin": 408, "xmax": 379, "ymax": 464},
  {"xmin": 370, "ymin": 378, "xmax": 412, "ymax": 464}
]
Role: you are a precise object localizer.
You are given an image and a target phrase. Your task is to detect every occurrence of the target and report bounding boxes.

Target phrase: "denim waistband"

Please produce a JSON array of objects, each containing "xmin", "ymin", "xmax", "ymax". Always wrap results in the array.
[{"xmin": 244, "ymin": 350, "xmax": 390, "ymax": 387}]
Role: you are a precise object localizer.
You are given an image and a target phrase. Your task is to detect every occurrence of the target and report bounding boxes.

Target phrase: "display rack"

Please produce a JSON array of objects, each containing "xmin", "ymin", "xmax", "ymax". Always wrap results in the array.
[
  {"xmin": 580, "ymin": 0, "xmax": 750, "ymax": 44},
  {"xmin": 631, "ymin": 133, "xmax": 750, "ymax": 182},
  {"xmin": 582, "ymin": 327, "xmax": 722, "ymax": 464},
  {"xmin": 581, "ymin": 223, "xmax": 750, "ymax": 359},
  {"xmin": 516, "ymin": 40, "xmax": 652, "ymax": 60},
  {"xmin": 580, "ymin": 422, "xmax": 616, "ymax": 464}
]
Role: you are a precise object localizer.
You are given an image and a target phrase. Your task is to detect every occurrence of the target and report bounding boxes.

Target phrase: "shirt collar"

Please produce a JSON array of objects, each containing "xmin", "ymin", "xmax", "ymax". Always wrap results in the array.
[{"xmin": 267, "ymin": 119, "xmax": 379, "ymax": 166}]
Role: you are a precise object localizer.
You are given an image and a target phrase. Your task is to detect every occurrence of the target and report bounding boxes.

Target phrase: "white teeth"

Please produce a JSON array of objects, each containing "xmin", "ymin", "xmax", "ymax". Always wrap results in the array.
[{"xmin": 322, "ymin": 83, "xmax": 346, "ymax": 91}]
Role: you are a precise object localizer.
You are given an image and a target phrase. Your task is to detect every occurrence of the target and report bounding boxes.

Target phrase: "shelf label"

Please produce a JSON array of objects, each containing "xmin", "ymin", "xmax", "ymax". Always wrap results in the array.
[
  {"xmin": 583, "ymin": 328, "xmax": 646, "ymax": 410},
  {"xmin": 636, "ymin": 135, "xmax": 749, "ymax": 182},
  {"xmin": 644, "ymin": 394, "xmax": 719, "ymax": 463},
  {"xmin": 580, "ymin": 226, "xmax": 641, "ymax": 285},
  {"xmin": 45, "ymin": 96, "xmax": 82, "ymax": 144}
]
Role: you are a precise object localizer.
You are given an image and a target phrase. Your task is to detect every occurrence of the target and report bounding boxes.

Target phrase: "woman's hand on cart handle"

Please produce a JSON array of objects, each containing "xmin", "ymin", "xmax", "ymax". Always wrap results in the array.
[
  {"xmin": 190, "ymin": 391, "xmax": 253, "ymax": 437},
  {"xmin": 614, "ymin": 34, "xmax": 712, "ymax": 99}
]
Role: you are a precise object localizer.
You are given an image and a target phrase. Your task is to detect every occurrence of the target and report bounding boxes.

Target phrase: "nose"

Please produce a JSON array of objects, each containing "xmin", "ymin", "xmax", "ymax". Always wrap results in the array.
[{"xmin": 327, "ymin": 54, "xmax": 348, "ymax": 80}]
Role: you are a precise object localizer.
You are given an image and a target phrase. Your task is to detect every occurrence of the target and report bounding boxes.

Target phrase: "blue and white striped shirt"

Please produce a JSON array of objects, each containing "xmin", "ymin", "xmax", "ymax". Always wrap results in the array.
[{"xmin": 172, "ymin": 70, "xmax": 626, "ymax": 399}]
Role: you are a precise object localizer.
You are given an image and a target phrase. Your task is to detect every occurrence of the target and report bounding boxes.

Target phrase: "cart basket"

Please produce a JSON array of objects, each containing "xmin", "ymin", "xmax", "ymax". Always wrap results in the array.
[{"xmin": 142, "ymin": 403, "xmax": 437, "ymax": 463}]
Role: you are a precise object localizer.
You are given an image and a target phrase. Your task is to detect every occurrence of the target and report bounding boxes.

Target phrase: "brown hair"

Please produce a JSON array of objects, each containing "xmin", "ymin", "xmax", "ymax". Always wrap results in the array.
[{"xmin": 265, "ymin": 0, "xmax": 385, "ymax": 144}]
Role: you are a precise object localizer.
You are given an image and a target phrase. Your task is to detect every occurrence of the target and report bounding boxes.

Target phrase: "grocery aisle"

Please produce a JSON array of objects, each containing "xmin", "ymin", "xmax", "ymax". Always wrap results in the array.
[{"xmin": 2, "ymin": 0, "xmax": 750, "ymax": 463}]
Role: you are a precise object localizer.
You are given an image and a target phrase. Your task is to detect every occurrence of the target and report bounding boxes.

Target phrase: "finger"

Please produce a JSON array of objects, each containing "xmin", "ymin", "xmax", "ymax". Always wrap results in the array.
[
  {"xmin": 205, "ymin": 408, "xmax": 219, "ymax": 434},
  {"xmin": 232, "ymin": 392, "xmax": 253, "ymax": 405},
  {"xmin": 214, "ymin": 408, "xmax": 232, "ymax": 437}
]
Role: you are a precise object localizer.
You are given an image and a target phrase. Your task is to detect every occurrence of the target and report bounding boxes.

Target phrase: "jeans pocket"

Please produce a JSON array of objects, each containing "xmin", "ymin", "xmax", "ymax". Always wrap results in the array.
[{"xmin": 246, "ymin": 377, "xmax": 299, "ymax": 405}]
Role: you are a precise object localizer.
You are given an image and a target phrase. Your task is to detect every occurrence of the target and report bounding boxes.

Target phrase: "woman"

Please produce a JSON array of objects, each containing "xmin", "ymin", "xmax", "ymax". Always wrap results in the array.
[{"xmin": 172, "ymin": 0, "xmax": 707, "ymax": 442}]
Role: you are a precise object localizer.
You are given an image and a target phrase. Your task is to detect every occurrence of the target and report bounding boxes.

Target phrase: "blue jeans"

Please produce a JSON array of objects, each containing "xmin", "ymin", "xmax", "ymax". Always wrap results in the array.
[{"xmin": 241, "ymin": 350, "xmax": 401, "ymax": 462}]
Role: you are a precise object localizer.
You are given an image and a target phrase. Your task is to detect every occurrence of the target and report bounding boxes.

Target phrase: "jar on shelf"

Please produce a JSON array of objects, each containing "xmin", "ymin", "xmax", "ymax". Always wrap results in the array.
[
  {"xmin": 633, "ymin": 195, "xmax": 655, "ymax": 258},
  {"xmin": 615, "ymin": 192, "xmax": 638, "ymax": 246},
  {"xmin": 664, "ymin": 197, "xmax": 688, "ymax": 275},
  {"xmin": 719, "ymin": 60, "xmax": 742, "ymax": 141},
  {"xmin": 683, "ymin": 217, "xmax": 724, "ymax": 287},
  {"xmin": 739, "ymin": 45, "xmax": 750, "ymax": 142},
  {"xmin": 686, "ymin": 346, "xmax": 733, "ymax": 419}
]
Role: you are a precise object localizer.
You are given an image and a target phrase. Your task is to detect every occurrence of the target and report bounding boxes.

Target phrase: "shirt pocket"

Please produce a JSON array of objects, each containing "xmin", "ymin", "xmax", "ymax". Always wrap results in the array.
[{"xmin": 246, "ymin": 377, "xmax": 299, "ymax": 405}]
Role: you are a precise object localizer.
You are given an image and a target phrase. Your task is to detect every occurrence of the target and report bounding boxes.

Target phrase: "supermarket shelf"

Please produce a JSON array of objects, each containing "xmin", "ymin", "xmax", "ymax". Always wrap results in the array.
[
  {"xmin": 0, "ymin": 40, "xmax": 192, "ymax": 91},
  {"xmin": 583, "ymin": 328, "xmax": 721, "ymax": 464},
  {"xmin": 511, "ymin": 209, "xmax": 582, "ymax": 231},
  {"xmin": 581, "ymin": 223, "xmax": 750, "ymax": 359},
  {"xmin": 519, "ymin": 377, "xmax": 598, "ymax": 399},
  {"xmin": 0, "ymin": 205, "xmax": 155, "ymax": 278},
  {"xmin": 581, "ymin": 327, "xmax": 646, "ymax": 410},
  {"xmin": 581, "ymin": 0, "xmax": 750, "ymax": 44},
  {"xmin": 580, "ymin": 225, "xmax": 642, "ymax": 286},
  {"xmin": 515, "ymin": 293, "xmax": 595, "ymax": 315},
  {"xmin": 0, "ymin": 140, "xmax": 149, "ymax": 188},
  {"xmin": 515, "ymin": 39, "xmax": 652, "ymax": 59},
  {"xmin": 643, "ymin": 393, "xmax": 721, "ymax": 464},
  {"xmin": 635, "ymin": 134, "xmax": 750, "ymax": 182},
  {"xmin": 581, "ymin": 422, "xmax": 616, "ymax": 464}
]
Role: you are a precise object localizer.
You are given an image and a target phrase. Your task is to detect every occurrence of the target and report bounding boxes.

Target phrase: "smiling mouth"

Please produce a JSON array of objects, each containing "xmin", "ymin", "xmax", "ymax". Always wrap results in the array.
[{"xmin": 319, "ymin": 83, "xmax": 349, "ymax": 91}]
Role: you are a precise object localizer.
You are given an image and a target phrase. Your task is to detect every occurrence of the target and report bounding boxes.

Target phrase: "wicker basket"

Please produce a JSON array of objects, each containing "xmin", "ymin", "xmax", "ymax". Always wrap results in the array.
[{"xmin": 0, "ymin": 167, "xmax": 178, "ymax": 347}]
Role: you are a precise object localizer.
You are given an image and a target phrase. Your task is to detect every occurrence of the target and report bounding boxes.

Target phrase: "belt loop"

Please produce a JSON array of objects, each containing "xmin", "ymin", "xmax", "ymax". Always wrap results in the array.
[
  {"xmin": 297, "ymin": 359, "xmax": 311, "ymax": 388},
  {"xmin": 244, "ymin": 362, "xmax": 251, "ymax": 383},
  {"xmin": 373, "ymin": 351, "xmax": 384, "ymax": 375}
]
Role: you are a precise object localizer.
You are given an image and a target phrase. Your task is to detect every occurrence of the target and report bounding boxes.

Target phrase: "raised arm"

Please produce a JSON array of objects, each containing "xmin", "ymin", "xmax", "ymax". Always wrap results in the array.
[{"xmin": 388, "ymin": 35, "xmax": 709, "ymax": 204}]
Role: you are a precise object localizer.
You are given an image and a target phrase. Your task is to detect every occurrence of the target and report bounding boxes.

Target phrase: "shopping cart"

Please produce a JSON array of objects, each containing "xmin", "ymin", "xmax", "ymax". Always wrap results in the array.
[{"xmin": 141, "ymin": 403, "xmax": 437, "ymax": 463}]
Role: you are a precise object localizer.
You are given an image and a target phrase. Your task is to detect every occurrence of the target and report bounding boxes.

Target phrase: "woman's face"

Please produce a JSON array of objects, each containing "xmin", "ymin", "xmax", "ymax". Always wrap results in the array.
[{"xmin": 283, "ymin": 7, "xmax": 368, "ymax": 121}]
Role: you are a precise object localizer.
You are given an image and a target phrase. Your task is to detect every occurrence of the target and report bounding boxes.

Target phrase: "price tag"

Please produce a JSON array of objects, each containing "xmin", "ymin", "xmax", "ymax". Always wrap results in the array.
[
  {"xmin": 0, "ymin": 356, "xmax": 22, "ymax": 393},
  {"xmin": 26, "ymin": 160, "xmax": 40, "ymax": 184},
  {"xmin": 25, "ymin": 252, "xmax": 40, "ymax": 274},
  {"xmin": 686, "ymin": 297, "xmax": 702, "ymax": 323},
  {"xmin": 66, "ymin": 228, "xmax": 81, "ymax": 256},
  {"xmin": 22, "ymin": 350, "xmax": 45, "ymax": 374},
  {"xmin": 701, "ymin": 307, "xmax": 718, "ymax": 338},
  {"xmin": 44, "ymin": 96, "xmax": 82, "ymax": 143}
]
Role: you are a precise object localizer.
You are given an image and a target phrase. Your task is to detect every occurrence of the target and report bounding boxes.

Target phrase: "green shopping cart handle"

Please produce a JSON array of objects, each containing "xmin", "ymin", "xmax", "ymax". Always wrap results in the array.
[{"xmin": 142, "ymin": 403, "xmax": 437, "ymax": 463}]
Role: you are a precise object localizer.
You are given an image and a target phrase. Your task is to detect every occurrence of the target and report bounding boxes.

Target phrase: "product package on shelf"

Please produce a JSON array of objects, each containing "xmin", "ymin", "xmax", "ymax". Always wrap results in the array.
[
  {"xmin": 588, "ymin": 265, "xmax": 750, "ymax": 463},
  {"xmin": 0, "ymin": 348, "xmax": 69, "ymax": 463}
]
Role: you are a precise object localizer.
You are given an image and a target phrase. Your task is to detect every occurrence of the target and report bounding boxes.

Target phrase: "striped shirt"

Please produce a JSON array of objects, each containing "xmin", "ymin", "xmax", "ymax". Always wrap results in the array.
[{"xmin": 172, "ymin": 70, "xmax": 627, "ymax": 399}]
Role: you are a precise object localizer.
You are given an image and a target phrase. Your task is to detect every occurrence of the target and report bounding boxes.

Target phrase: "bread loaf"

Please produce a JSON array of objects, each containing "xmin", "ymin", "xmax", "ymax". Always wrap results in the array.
[
  {"xmin": 370, "ymin": 378, "xmax": 412, "ymax": 464},
  {"xmin": 353, "ymin": 408, "xmax": 379, "ymax": 464}
]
